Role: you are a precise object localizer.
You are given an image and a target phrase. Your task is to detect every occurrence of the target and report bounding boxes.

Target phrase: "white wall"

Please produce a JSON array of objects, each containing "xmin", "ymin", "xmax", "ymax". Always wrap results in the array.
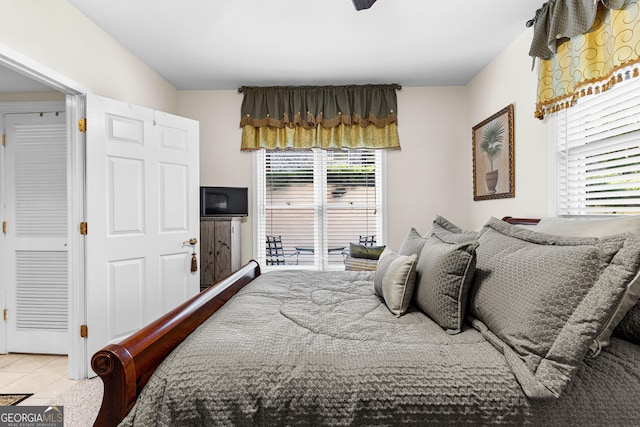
[
  {"xmin": 0, "ymin": 0, "xmax": 178, "ymax": 113},
  {"xmin": 178, "ymin": 87, "xmax": 468, "ymax": 261},
  {"xmin": 464, "ymin": 30, "xmax": 549, "ymax": 229}
]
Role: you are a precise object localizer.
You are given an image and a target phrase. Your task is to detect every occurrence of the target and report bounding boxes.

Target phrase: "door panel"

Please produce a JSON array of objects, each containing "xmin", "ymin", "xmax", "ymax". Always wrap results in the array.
[
  {"xmin": 159, "ymin": 163, "xmax": 189, "ymax": 231},
  {"xmin": 160, "ymin": 254, "xmax": 190, "ymax": 313},
  {"xmin": 4, "ymin": 112, "xmax": 68, "ymax": 354},
  {"xmin": 85, "ymin": 95, "xmax": 199, "ymax": 370},
  {"xmin": 108, "ymin": 258, "xmax": 145, "ymax": 341},
  {"xmin": 108, "ymin": 157, "xmax": 144, "ymax": 235}
]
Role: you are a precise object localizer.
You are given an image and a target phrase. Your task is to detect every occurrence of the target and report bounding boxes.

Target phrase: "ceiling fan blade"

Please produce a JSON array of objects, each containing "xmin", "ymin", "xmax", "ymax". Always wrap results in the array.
[{"xmin": 352, "ymin": 0, "xmax": 377, "ymax": 11}]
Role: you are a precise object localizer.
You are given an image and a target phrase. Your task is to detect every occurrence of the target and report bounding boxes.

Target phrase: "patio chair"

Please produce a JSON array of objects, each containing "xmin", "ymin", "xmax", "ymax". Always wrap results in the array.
[
  {"xmin": 359, "ymin": 235, "xmax": 377, "ymax": 246},
  {"xmin": 266, "ymin": 236, "xmax": 299, "ymax": 265}
]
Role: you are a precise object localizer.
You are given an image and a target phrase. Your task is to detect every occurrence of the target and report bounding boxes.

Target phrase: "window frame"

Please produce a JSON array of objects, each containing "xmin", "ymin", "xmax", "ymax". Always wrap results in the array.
[
  {"xmin": 549, "ymin": 74, "xmax": 640, "ymax": 217},
  {"xmin": 252, "ymin": 148, "xmax": 387, "ymax": 271}
]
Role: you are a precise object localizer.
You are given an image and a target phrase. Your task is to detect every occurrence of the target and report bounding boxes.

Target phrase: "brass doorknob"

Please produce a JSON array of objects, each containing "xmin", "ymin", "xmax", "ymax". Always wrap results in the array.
[{"xmin": 183, "ymin": 238, "xmax": 198, "ymax": 246}]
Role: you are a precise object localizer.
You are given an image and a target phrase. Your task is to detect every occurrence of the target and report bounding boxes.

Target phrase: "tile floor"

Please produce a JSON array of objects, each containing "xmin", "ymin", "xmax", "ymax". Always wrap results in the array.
[{"xmin": 0, "ymin": 353, "xmax": 76, "ymax": 406}]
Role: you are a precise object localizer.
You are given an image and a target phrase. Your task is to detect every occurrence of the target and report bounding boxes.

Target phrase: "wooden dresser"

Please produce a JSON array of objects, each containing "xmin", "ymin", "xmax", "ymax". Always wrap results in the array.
[{"xmin": 199, "ymin": 217, "xmax": 241, "ymax": 291}]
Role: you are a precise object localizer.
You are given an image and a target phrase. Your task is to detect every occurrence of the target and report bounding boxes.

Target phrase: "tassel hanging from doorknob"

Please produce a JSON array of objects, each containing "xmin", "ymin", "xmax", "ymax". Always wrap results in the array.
[{"xmin": 191, "ymin": 253, "xmax": 198, "ymax": 272}]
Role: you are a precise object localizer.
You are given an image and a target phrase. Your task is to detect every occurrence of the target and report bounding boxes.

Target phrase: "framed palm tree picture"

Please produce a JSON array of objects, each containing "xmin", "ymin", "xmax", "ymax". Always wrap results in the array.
[{"xmin": 472, "ymin": 104, "xmax": 515, "ymax": 201}]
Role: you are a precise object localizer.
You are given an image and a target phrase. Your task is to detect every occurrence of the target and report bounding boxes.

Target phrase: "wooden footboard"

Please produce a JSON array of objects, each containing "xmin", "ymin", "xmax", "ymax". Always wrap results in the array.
[{"xmin": 91, "ymin": 260, "xmax": 261, "ymax": 427}]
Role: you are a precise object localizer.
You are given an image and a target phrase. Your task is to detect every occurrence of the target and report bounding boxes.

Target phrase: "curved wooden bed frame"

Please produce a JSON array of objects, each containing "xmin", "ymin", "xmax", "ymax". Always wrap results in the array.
[
  {"xmin": 91, "ymin": 260, "xmax": 261, "ymax": 427},
  {"xmin": 90, "ymin": 217, "xmax": 539, "ymax": 426},
  {"xmin": 501, "ymin": 216, "xmax": 541, "ymax": 226}
]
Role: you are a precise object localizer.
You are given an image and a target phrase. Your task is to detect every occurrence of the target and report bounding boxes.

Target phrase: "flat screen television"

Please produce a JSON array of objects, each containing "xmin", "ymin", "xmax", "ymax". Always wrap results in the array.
[{"xmin": 200, "ymin": 187, "xmax": 248, "ymax": 217}]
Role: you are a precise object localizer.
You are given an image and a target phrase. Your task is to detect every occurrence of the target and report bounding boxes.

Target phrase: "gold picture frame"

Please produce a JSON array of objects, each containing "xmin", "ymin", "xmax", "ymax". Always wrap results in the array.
[{"xmin": 472, "ymin": 104, "xmax": 515, "ymax": 201}]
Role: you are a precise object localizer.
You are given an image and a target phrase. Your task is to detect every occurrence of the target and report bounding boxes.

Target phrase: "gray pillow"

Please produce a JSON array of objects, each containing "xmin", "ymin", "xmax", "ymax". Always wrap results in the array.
[
  {"xmin": 591, "ymin": 270, "xmax": 640, "ymax": 354},
  {"xmin": 413, "ymin": 234, "xmax": 478, "ymax": 334},
  {"xmin": 374, "ymin": 248, "xmax": 418, "ymax": 317},
  {"xmin": 430, "ymin": 215, "xmax": 478, "ymax": 243},
  {"xmin": 468, "ymin": 217, "xmax": 640, "ymax": 399},
  {"xmin": 530, "ymin": 215, "xmax": 640, "ymax": 355},
  {"xmin": 398, "ymin": 228, "xmax": 428, "ymax": 257},
  {"xmin": 535, "ymin": 215, "xmax": 640, "ymax": 237}
]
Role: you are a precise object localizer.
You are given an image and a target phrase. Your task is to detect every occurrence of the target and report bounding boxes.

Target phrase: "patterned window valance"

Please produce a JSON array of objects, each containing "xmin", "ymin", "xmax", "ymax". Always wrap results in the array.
[
  {"xmin": 239, "ymin": 84, "xmax": 401, "ymax": 151},
  {"xmin": 529, "ymin": 0, "xmax": 626, "ymax": 60},
  {"xmin": 532, "ymin": 0, "xmax": 639, "ymax": 119}
]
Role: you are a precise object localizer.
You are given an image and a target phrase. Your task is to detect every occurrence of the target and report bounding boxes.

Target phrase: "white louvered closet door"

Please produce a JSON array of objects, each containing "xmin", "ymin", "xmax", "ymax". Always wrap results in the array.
[{"xmin": 4, "ymin": 112, "xmax": 68, "ymax": 354}]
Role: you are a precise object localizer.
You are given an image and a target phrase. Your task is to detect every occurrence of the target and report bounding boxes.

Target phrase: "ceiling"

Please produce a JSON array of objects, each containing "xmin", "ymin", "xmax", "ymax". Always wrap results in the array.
[{"xmin": 5, "ymin": 0, "xmax": 542, "ymax": 92}]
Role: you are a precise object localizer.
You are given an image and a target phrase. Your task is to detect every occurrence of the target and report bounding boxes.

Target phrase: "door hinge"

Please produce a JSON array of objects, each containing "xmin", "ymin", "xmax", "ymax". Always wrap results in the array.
[
  {"xmin": 3, "ymin": 309, "xmax": 6, "ymax": 321},
  {"xmin": 2, "ymin": 221, "xmax": 6, "ymax": 234},
  {"xmin": 78, "ymin": 118, "xmax": 86, "ymax": 133},
  {"xmin": 1, "ymin": 134, "xmax": 5, "ymax": 146},
  {"xmin": 80, "ymin": 222, "xmax": 88, "ymax": 235},
  {"xmin": 80, "ymin": 324, "xmax": 88, "ymax": 338}
]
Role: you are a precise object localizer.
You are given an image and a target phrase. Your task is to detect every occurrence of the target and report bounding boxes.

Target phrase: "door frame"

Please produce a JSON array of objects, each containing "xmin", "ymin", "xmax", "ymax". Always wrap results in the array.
[{"xmin": 0, "ymin": 43, "xmax": 88, "ymax": 379}]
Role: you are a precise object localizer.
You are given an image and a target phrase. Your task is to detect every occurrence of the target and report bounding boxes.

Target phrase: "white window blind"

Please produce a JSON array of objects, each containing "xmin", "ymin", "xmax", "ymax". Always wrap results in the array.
[
  {"xmin": 256, "ymin": 149, "xmax": 383, "ymax": 270},
  {"xmin": 556, "ymin": 75, "xmax": 640, "ymax": 215}
]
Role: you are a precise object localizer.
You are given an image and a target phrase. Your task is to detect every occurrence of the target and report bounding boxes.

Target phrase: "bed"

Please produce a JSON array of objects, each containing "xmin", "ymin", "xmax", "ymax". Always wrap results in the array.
[{"xmin": 91, "ymin": 216, "xmax": 640, "ymax": 426}]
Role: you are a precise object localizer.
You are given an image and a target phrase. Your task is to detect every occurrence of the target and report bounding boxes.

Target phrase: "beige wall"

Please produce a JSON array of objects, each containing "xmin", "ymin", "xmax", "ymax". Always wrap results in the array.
[
  {"xmin": 0, "ymin": 0, "xmax": 178, "ymax": 113},
  {"xmin": 389, "ymin": 87, "xmax": 467, "ymax": 248},
  {"xmin": 464, "ymin": 30, "xmax": 549, "ymax": 230},
  {"xmin": 177, "ymin": 90, "xmax": 253, "ymax": 262},
  {"xmin": 178, "ymin": 87, "xmax": 468, "ymax": 262}
]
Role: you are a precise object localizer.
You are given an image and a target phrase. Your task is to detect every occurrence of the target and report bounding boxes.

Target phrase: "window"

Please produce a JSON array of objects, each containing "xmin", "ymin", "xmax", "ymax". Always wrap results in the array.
[
  {"xmin": 255, "ymin": 149, "xmax": 384, "ymax": 270},
  {"xmin": 553, "ymin": 74, "xmax": 640, "ymax": 216}
]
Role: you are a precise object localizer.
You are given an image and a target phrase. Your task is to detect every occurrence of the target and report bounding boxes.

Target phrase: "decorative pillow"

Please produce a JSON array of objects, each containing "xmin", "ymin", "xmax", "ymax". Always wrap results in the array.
[
  {"xmin": 430, "ymin": 215, "xmax": 478, "ymax": 243},
  {"xmin": 398, "ymin": 228, "xmax": 428, "ymax": 257},
  {"xmin": 468, "ymin": 217, "xmax": 640, "ymax": 399},
  {"xmin": 413, "ymin": 233, "xmax": 478, "ymax": 334},
  {"xmin": 534, "ymin": 215, "xmax": 640, "ymax": 237},
  {"xmin": 592, "ymin": 270, "xmax": 640, "ymax": 354},
  {"xmin": 349, "ymin": 243, "xmax": 386, "ymax": 260},
  {"xmin": 531, "ymin": 215, "xmax": 640, "ymax": 355},
  {"xmin": 374, "ymin": 248, "xmax": 418, "ymax": 317},
  {"xmin": 344, "ymin": 255, "xmax": 378, "ymax": 271}
]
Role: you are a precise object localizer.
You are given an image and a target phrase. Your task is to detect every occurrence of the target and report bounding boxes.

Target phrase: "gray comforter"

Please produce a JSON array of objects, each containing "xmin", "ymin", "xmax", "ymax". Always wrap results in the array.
[{"xmin": 121, "ymin": 270, "xmax": 640, "ymax": 426}]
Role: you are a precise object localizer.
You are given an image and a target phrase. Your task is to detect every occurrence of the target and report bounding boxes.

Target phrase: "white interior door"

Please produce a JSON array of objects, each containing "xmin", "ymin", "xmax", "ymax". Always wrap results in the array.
[
  {"xmin": 85, "ymin": 94, "xmax": 200, "ymax": 369},
  {"xmin": 4, "ymin": 112, "xmax": 68, "ymax": 354}
]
